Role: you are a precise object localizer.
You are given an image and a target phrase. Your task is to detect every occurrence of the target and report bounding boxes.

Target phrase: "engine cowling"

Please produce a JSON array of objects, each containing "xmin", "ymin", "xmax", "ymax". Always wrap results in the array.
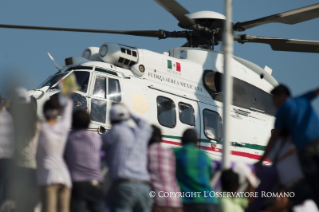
[
  {"xmin": 98, "ymin": 43, "xmax": 138, "ymax": 69},
  {"xmin": 203, "ymin": 70, "xmax": 222, "ymax": 93},
  {"xmin": 82, "ymin": 47, "xmax": 101, "ymax": 61}
]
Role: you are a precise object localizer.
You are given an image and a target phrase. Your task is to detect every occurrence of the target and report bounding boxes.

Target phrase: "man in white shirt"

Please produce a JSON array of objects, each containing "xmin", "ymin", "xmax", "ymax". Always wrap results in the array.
[{"xmin": 93, "ymin": 79, "xmax": 106, "ymax": 99}]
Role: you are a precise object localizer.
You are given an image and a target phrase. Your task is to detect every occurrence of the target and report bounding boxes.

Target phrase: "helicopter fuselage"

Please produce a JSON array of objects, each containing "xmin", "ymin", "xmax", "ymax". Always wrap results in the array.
[{"xmin": 29, "ymin": 44, "xmax": 277, "ymax": 164}]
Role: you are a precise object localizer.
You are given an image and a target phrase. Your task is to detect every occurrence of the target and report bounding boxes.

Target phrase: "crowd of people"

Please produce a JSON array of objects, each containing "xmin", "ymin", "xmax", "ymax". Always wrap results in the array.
[{"xmin": 0, "ymin": 76, "xmax": 319, "ymax": 212}]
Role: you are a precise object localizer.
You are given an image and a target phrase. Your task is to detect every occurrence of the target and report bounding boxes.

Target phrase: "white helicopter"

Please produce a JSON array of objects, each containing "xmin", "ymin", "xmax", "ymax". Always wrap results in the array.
[{"xmin": 1, "ymin": 0, "xmax": 319, "ymax": 164}]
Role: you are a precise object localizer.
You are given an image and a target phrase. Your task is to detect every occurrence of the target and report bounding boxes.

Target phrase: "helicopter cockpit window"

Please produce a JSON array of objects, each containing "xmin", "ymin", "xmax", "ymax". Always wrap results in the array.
[
  {"xmin": 157, "ymin": 96, "xmax": 176, "ymax": 128},
  {"xmin": 203, "ymin": 109, "xmax": 222, "ymax": 141},
  {"xmin": 179, "ymin": 102, "xmax": 195, "ymax": 126},
  {"xmin": 39, "ymin": 70, "xmax": 90, "ymax": 93},
  {"xmin": 93, "ymin": 77, "xmax": 106, "ymax": 99},
  {"xmin": 108, "ymin": 78, "xmax": 121, "ymax": 102},
  {"xmin": 39, "ymin": 73, "xmax": 67, "ymax": 88},
  {"xmin": 73, "ymin": 71, "xmax": 90, "ymax": 93}
]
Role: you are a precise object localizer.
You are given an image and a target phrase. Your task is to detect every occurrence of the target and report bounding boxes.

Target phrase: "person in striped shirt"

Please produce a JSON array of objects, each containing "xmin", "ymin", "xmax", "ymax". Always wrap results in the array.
[
  {"xmin": 64, "ymin": 110, "xmax": 105, "ymax": 212},
  {"xmin": 147, "ymin": 125, "xmax": 182, "ymax": 212},
  {"xmin": 173, "ymin": 129, "xmax": 219, "ymax": 212}
]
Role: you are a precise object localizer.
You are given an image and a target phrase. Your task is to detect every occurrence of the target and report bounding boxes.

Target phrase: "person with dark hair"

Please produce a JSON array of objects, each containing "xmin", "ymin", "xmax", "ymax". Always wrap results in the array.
[
  {"xmin": 220, "ymin": 169, "xmax": 239, "ymax": 193},
  {"xmin": 36, "ymin": 95, "xmax": 73, "ymax": 212},
  {"xmin": 257, "ymin": 84, "xmax": 319, "ymax": 205},
  {"xmin": 220, "ymin": 169, "xmax": 248, "ymax": 212},
  {"xmin": 101, "ymin": 103, "xmax": 153, "ymax": 212},
  {"xmin": 270, "ymin": 84, "xmax": 291, "ymax": 98},
  {"xmin": 43, "ymin": 99, "xmax": 61, "ymax": 120},
  {"xmin": 71, "ymin": 109, "xmax": 91, "ymax": 129},
  {"xmin": 173, "ymin": 129, "xmax": 218, "ymax": 212},
  {"xmin": 64, "ymin": 110, "xmax": 105, "ymax": 212},
  {"xmin": 147, "ymin": 125, "xmax": 182, "ymax": 212}
]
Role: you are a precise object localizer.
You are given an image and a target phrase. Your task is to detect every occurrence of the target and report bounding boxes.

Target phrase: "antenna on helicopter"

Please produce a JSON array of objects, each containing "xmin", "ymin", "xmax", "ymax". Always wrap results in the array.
[{"xmin": 47, "ymin": 52, "xmax": 64, "ymax": 71}]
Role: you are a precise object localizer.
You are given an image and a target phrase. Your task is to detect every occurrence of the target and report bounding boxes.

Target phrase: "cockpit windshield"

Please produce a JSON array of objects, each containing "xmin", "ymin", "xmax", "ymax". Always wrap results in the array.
[
  {"xmin": 38, "ymin": 69, "xmax": 91, "ymax": 93},
  {"xmin": 39, "ymin": 73, "xmax": 67, "ymax": 88},
  {"xmin": 73, "ymin": 71, "xmax": 90, "ymax": 93}
]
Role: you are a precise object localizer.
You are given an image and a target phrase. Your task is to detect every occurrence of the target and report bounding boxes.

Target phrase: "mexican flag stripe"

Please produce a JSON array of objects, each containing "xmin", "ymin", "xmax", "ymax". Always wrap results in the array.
[
  {"xmin": 176, "ymin": 62, "xmax": 181, "ymax": 72},
  {"xmin": 167, "ymin": 60, "xmax": 172, "ymax": 69}
]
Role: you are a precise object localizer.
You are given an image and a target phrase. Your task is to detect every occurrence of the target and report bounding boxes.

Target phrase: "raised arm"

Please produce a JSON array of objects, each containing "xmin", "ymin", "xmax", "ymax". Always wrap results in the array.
[
  {"xmin": 300, "ymin": 88, "xmax": 319, "ymax": 101},
  {"xmin": 59, "ymin": 96, "xmax": 73, "ymax": 128},
  {"xmin": 256, "ymin": 129, "xmax": 281, "ymax": 167},
  {"xmin": 130, "ymin": 113, "xmax": 151, "ymax": 132}
]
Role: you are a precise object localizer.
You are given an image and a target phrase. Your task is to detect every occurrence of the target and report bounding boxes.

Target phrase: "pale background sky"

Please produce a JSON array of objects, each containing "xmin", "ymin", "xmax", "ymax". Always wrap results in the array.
[{"xmin": 0, "ymin": 0, "xmax": 318, "ymax": 112}]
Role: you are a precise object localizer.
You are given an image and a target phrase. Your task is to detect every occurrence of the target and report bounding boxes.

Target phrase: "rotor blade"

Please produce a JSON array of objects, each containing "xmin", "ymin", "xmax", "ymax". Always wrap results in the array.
[
  {"xmin": 154, "ymin": 0, "xmax": 194, "ymax": 29},
  {"xmin": 0, "ymin": 24, "xmax": 166, "ymax": 37},
  {"xmin": 235, "ymin": 34, "xmax": 319, "ymax": 53},
  {"xmin": 234, "ymin": 3, "xmax": 319, "ymax": 31}
]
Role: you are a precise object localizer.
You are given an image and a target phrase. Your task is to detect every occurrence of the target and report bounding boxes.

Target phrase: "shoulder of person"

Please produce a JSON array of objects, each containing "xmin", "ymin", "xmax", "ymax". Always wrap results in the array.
[
  {"xmin": 81, "ymin": 130, "xmax": 102, "ymax": 140},
  {"xmin": 171, "ymin": 146, "xmax": 180, "ymax": 154},
  {"xmin": 283, "ymin": 98, "xmax": 294, "ymax": 108},
  {"xmin": 276, "ymin": 99, "xmax": 292, "ymax": 117},
  {"xmin": 148, "ymin": 142, "xmax": 159, "ymax": 149},
  {"xmin": 90, "ymin": 132, "xmax": 103, "ymax": 143},
  {"xmin": 114, "ymin": 123, "xmax": 132, "ymax": 134},
  {"xmin": 155, "ymin": 144, "xmax": 174, "ymax": 155},
  {"xmin": 101, "ymin": 126, "xmax": 126, "ymax": 140},
  {"xmin": 68, "ymin": 129, "xmax": 88, "ymax": 137}
]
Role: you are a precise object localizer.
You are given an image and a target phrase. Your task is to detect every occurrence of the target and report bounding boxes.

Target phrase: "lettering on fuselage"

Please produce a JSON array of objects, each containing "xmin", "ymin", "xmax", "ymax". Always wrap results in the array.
[
  {"xmin": 147, "ymin": 72, "xmax": 203, "ymax": 92},
  {"xmin": 167, "ymin": 68, "xmax": 181, "ymax": 76}
]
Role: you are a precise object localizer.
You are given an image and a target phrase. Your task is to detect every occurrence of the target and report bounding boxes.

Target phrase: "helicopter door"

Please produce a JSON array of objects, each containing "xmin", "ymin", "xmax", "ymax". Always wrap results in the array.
[{"xmin": 89, "ymin": 75, "xmax": 109, "ymax": 131}]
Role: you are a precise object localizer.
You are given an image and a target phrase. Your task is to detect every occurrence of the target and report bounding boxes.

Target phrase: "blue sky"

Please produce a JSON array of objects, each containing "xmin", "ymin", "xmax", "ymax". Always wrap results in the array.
[{"xmin": 0, "ymin": 0, "xmax": 318, "ymax": 112}]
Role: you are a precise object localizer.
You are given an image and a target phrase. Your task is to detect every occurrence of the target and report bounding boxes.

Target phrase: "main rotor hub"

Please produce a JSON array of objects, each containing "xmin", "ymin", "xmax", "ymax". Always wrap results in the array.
[{"xmin": 182, "ymin": 11, "xmax": 229, "ymax": 29}]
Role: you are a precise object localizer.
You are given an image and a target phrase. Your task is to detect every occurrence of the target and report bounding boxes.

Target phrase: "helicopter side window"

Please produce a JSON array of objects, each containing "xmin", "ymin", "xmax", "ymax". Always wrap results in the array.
[
  {"xmin": 50, "ymin": 92, "xmax": 87, "ymax": 112},
  {"xmin": 73, "ymin": 71, "xmax": 90, "ymax": 93},
  {"xmin": 179, "ymin": 102, "xmax": 195, "ymax": 126},
  {"xmin": 157, "ymin": 96, "xmax": 176, "ymax": 128},
  {"xmin": 71, "ymin": 93, "xmax": 88, "ymax": 111},
  {"xmin": 90, "ymin": 99, "xmax": 106, "ymax": 123},
  {"xmin": 93, "ymin": 77, "xmax": 106, "ymax": 99},
  {"xmin": 203, "ymin": 109, "xmax": 222, "ymax": 141},
  {"xmin": 108, "ymin": 78, "xmax": 121, "ymax": 102}
]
